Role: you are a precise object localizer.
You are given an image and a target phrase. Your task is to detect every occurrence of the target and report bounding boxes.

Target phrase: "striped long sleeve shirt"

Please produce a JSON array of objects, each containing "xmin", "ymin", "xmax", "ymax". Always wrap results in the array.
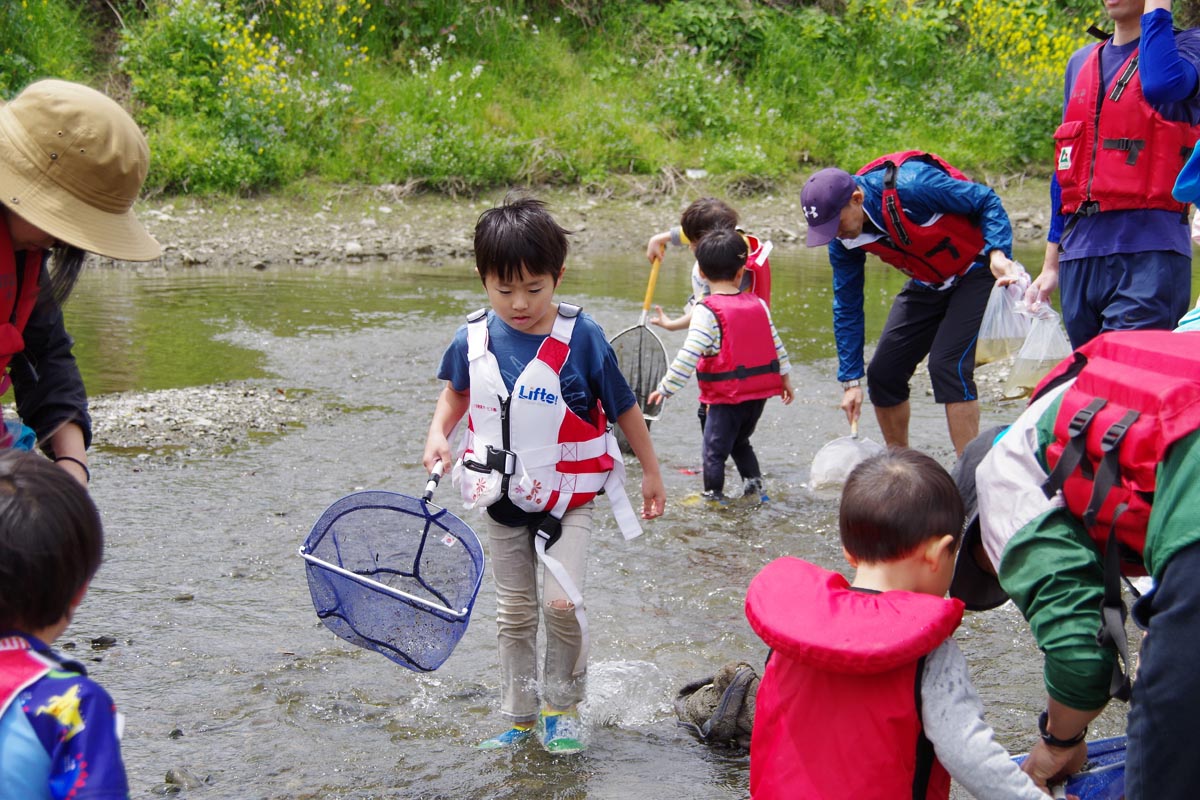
[{"xmin": 655, "ymin": 297, "xmax": 790, "ymax": 398}]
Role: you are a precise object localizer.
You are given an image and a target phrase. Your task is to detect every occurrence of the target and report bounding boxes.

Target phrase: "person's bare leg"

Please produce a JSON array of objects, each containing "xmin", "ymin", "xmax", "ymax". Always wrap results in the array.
[
  {"xmin": 874, "ymin": 401, "xmax": 910, "ymax": 449},
  {"xmin": 946, "ymin": 400, "xmax": 979, "ymax": 458}
]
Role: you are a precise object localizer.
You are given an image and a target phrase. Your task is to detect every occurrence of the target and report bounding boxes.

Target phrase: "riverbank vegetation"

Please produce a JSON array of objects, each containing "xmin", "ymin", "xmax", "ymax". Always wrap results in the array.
[{"xmin": 1, "ymin": 0, "xmax": 1165, "ymax": 196}]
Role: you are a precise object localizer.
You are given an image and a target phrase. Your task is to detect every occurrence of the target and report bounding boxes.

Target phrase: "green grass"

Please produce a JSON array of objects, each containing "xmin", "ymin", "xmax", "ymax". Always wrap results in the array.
[{"xmin": 1, "ymin": 0, "xmax": 1092, "ymax": 196}]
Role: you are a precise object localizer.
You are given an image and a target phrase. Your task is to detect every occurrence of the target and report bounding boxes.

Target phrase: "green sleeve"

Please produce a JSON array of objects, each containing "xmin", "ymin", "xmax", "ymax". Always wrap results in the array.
[
  {"xmin": 1145, "ymin": 429, "xmax": 1200, "ymax": 580},
  {"xmin": 998, "ymin": 392, "xmax": 1111, "ymax": 712}
]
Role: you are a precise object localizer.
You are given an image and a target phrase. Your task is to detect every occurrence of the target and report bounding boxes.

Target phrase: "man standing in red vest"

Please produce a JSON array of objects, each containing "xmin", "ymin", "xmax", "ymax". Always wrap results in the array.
[{"xmin": 1026, "ymin": 0, "xmax": 1200, "ymax": 348}]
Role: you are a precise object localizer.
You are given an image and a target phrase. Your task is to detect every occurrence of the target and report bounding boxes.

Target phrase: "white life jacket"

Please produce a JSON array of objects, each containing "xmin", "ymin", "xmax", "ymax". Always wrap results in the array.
[{"xmin": 453, "ymin": 303, "xmax": 642, "ymax": 540}]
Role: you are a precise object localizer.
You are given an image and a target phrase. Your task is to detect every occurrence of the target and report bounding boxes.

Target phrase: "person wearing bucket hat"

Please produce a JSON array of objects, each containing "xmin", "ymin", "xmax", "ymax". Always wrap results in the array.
[
  {"xmin": 962, "ymin": 324, "xmax": 1200, "ymax": 797},
  {"xmin": 0, "ymin": 79, "xmax": 160, "ymax": 483},
  {"xmin": 1025, "ymin": 0, "xmax": 1200, "ymax": 350},
  {"xmin": 801, "ymin": 153, "xmax": 1020, "ymax": 458}
]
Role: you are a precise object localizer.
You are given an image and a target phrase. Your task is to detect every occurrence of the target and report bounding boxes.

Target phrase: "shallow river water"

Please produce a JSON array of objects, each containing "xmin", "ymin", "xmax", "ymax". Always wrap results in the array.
[{"xmin": 58, "ymin": 244, "xmax": 1147, "ymax": 799}]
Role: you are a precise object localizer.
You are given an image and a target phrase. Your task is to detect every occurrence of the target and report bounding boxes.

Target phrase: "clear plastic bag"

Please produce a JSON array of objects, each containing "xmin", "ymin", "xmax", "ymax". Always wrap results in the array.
[
  {"xmin": 976, "ymin": 280, "xmax": 1032, "ymax": 365},
  {"xmin": 1002, "ymin": 306, "xmax": 1072, "ymax": 399}
]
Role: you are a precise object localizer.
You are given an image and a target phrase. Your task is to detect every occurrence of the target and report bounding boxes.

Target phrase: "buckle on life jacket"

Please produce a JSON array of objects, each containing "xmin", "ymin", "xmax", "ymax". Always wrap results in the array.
[
  {"xmin": 482, "ymin": 445, "xmax": 516, "ymax": 475},
  {"xmin": 1076, "ymin": 200, "xmax": 1102, "ymax": 217},
  {"xmin": 1084, "ymin": 409, "xmax": 1139, "ymax": 528},
  {"xmin": 1101, "ymin": 137, "xmax": 1145, "ymax": 166},
  {"xmin": 1042, "ymin": 397, "xmax": 1106, "ymax": 499}
]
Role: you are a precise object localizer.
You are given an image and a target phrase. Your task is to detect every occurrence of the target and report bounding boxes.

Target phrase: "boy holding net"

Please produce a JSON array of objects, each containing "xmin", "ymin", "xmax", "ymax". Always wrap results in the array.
[
  {"xmin": 422, "ymin": 195, "xmax": 665, "ymax": 754},
  {"xmin": 0, "ymin": 451, "xmax": 129, "ymax": 797},
  {"xmin": 648, "ymin": 228, "xmax": 793, "ymax": 504}
]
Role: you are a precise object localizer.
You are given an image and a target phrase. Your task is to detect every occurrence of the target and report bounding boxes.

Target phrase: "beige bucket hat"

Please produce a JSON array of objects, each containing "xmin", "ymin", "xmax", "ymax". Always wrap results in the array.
[{"xmin": 0, "ymin": 79, "xmax": 161, "ymax": 261}]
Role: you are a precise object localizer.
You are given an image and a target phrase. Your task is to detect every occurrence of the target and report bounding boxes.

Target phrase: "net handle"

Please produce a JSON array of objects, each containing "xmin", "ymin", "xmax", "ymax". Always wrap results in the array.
[
  {"xmin": 298, "ymin": 549, "xmax": 471, "ymax": 619},
  {"xmin": 639, "ymin": 257, "xmax": 662, "ymax": 326}
]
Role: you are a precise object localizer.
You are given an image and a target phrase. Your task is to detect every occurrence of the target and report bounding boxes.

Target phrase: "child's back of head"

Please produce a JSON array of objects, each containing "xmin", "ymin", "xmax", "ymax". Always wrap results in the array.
[
  {"xmin": 0, "ymin": 451, "xmax": 103, "ymax": 633},
  {"xmin": 474, "ymin": 195, "xmax": 571, "ymax": 285},
  {"xmin": 680, "ymin": 197, "xmax": 738, "ymax": 244},
  {"xmin": 840, "ymin": 448, "xmax": 964, "ymax": 563},
  {"xmin": 694, "ymin": 228, "xmax": 748, "ymax": 283}
]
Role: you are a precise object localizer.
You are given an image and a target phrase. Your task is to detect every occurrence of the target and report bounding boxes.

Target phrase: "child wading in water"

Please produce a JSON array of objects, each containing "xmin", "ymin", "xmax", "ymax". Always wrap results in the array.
[
  {"xmin": 422, "ymin": 196, "xmax": 665, "ymax": 754},
  {"xmin": 648, "ymin": 228, "xmax": 793, "ymax": 504},
  {"xmin": 745, "ymin": 448, "xmax": 1055, "ymax": 799},
  {"xmin": 0, "ymin": 451, "xmax": 130, "ymax": 797}
]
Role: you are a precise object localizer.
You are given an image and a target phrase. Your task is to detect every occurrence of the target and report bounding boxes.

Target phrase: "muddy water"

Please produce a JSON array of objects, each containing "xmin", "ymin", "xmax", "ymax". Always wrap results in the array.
[{"xmin": 61, "ymin": 246, "xmax": 1143, "ymax": 799}]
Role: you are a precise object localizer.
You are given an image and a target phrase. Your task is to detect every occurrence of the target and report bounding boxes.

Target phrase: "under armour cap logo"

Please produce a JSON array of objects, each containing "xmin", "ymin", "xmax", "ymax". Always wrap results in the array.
[{"xmin": 804, "ymin": 205, "xmax": 819, "ymax": 219}]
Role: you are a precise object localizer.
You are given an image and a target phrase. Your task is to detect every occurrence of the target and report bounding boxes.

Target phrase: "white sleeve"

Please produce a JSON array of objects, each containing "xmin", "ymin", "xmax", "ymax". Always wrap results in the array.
[{"xmin": 921, "ymin": 639, "xmax": 1046, "ymax": 800}]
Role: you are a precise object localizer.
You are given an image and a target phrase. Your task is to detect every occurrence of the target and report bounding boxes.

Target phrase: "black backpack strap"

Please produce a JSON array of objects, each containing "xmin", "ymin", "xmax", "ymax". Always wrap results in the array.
[
  {"xmin": 912, "ymin": 655, "xmax": 936, "ymax": 799},
  {"xmin": 1043, "ymin": 397, "xmax": 1107, "ymax": 499},
  {"xmin": 1097, "ymin": 507, "xmax": 1134, "ymax": 701},
  {"xmin": 1083, "ymin": 409, "xmax": 1139, "ymax": 528}
]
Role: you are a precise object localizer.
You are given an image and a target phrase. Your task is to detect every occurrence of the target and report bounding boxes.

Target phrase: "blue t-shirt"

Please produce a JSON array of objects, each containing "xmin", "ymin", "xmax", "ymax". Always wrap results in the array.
[
  {"xmin": 437, "ymin": 306, "xmax": 636, "ymax": 525},
  {"xmin": 1049, "ymin": 10, "xmax": 1200, "ymax": 260},
  {"xmin": 0, "ymin": 634, "xmax": 128, "ymax": 800}
]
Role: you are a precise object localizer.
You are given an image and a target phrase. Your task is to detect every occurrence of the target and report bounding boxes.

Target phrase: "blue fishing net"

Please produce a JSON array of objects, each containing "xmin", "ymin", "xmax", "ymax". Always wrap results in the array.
[{"xmin": 300, "ymin": 490, "xmax": 485, "ymax": 672}]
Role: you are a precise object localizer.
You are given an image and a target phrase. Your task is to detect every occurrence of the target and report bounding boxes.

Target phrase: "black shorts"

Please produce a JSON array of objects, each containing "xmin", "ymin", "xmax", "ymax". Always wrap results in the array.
[{"xmin": 866, "ymin": 265, "xmax": 993, "ymax": 407}]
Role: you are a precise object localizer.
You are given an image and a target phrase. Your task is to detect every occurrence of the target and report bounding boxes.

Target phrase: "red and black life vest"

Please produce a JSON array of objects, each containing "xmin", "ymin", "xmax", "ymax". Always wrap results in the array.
[
  {"xmin": 1036, "ymin": 330, "xmax": 1200, "ymax": 567},
  {"xmin": 855, "ymin": 151, "xmax": 987, "ymax": 284},
  {"xmin": 1056, "ymin": 41, "xmax": 1200, "ymax": 216},
  {"xmin": 695, "ymin": 292, "xmax": 782, "ymax": 405},
  {"xmin": 0, "ymin": 223, "xmax": 44, "ymax": 392},
  {"xmin": 743, "ymin": 233, "xmax": 772, "ymax": 306},
  {"xmin": 745, "ymin": 558, "xmax": 963, "ymax": 800}
]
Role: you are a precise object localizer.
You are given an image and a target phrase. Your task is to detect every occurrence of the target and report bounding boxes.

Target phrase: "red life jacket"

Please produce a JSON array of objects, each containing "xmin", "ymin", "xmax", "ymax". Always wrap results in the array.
[
  {"xmin": 1056, "ymin": 41, "xmax": 1200, "ymax": 216},
  {"xmin": 745, "ymin": 558, "xmax": 963, "ymax": 800},
  {"xmin": 855, "ymin": 151, "xmax": 987, "ymax": 284},
  {"xmin": 743, "ymin": 233, "xmax": 772, "ymax": 306},
  {"xmin": 695, "ymin": 292, "xmax": 782, "ymax": 405},
  {"xmin": 0, "ymin": 223, "xmax": 44, "ymax": 390},
  {"xmin": 854, "ymin": 149, "xmax": 984, "ymax": 284},
  {"xmin": 0, "ymin": 636, "xmax": 54, "ymax": 719},
  {"xmin": 1035, "ymin": 330, "xmax": 1200, "ymax": 570}
]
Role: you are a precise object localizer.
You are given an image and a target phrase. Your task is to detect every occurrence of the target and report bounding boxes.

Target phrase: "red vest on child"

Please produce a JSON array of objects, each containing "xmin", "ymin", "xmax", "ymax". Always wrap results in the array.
[{"xmin": 745, "ymin": 558, "xmax": 963, "ymax": 800}]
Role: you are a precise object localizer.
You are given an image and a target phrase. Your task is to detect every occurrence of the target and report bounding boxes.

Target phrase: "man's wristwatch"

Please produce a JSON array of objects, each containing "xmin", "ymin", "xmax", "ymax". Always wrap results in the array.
[
  {"xmin": 1037, "ymin": 710, "xmax": 1087, "ymax": 748},
  {"xmin": 841, "ymin": 379, "xmax": 861, "ymax": 390}
]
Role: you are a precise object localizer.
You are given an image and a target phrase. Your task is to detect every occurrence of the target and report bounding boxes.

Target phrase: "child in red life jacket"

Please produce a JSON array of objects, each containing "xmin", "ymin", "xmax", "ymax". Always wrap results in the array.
[
  {"xmin": 648, "ymin": 228, "xmax": 792, "ymax": 504},
  {"xmin": 744, "ymin": 449, "xmax": 1051, "ymax": 800},
  {"xmin": 0, "ymin": 451, "xmax": 129, "ymax": 799},
  {"xmin": 422, "ymin": 195, "xmax": 666, "ymax": 754},
  {"xmin": 644, "ymin": 197, "xmax": 773, "ymax": 331}
]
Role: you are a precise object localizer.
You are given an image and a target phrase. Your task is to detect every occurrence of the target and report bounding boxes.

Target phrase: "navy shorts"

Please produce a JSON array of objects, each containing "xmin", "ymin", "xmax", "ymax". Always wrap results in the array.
[
  {"xmin": 867, "ymin": 265, "xmax": 993, "ymax": 408},
  {"xmin": 1058, "ymin": 250, "xmax": 1192, "ymax": 349}
]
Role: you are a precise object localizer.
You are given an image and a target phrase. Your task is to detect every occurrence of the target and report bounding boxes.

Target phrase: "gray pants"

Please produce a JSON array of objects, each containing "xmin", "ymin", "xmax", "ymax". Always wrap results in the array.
[{"xmin": 486, "ymin": 503, "xmax": 592, "ymax": 723}]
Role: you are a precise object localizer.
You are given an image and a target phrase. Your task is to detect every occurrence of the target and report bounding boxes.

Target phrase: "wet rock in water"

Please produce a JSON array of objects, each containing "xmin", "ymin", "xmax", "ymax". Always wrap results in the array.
[
  {"xmin": 164, "ymin": 767, "xmax": 207, "ymax": 789},
  {"xmin": 90, "ymin": 635, "xmax": 117, "ymax": 650}
]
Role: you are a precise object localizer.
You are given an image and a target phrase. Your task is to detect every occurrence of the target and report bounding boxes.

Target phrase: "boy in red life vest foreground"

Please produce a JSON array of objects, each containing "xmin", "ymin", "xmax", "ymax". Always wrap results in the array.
[
  {"xmin": 745, "ymin": 449, "xmax": 1053, "ymax": 800},
  {"xmin": 0, "ymin": 451, "xmax": 129, "ymax": 798},
  {"xmin": 648, "ymin": 228, "xmax": 793, "ymax": 504},
  {"xmin": 422, "ymin": 196, "xmax": 665, "ymax": 754}
]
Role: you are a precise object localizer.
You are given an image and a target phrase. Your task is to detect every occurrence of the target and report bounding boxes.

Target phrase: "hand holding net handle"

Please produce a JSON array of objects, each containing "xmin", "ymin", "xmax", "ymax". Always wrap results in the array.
[{"xmin": 423, "ymin": 461, "xmax": 445, "ymax": 501}]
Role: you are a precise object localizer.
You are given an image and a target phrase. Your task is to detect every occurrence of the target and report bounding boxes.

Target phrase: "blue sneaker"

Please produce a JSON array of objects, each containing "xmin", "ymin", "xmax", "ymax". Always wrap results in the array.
[
  {"xmin": 538, "ymin": 710, "xmax": 586, "ymax": 754},
  {"xmin": 743, "ymin": 478, "xmax": 769, "ymax": 503},
  {"xmin": 478, "ymin": 724, "xmax": 534, "ymax": 750},
  {"xmin": 701, "ymin": 489, "xmax": 727, "ymax": 507}
]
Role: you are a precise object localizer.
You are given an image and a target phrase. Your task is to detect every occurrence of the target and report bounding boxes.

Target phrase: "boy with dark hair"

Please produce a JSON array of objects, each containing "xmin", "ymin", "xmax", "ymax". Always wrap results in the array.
[
  {"xmin": 644, "ymin": 196, "xmax": 773, "ymax": 331},
  {"xmin": 745, "ymin": 448, "xmax": 1048, "ymax": 800},
  {"xmin": 423, "ymin": 195, "xmax": 665, "ymax": 754},
  {"xmin": 648, "ymin": 228, "xmax": 792, "ymax": 504},
  {"xmin": 0, "ymin": 450, "xmax": 129, "ymax": 798}
]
